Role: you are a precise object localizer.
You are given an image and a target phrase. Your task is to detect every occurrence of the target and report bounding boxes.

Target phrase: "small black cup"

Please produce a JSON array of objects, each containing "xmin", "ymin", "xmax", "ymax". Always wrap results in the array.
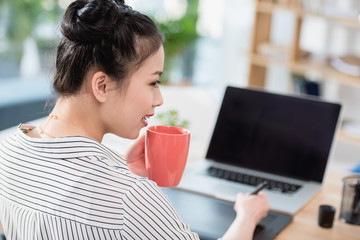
[{"xmin": 318, "ymin": 205, "xmax": 336, "ymax": 228}]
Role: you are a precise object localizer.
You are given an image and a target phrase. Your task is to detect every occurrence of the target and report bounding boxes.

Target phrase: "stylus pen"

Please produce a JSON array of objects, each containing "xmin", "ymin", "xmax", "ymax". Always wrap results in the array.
[{"xmin": 251, "ymin": 182, "xmax": 269, "ymax": 195}]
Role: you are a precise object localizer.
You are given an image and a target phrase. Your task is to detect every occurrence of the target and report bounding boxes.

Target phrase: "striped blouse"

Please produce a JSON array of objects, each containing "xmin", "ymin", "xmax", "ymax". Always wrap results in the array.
[{"xmin": 0, "ymin": 124, "xmax": 199, "ymax": 240}]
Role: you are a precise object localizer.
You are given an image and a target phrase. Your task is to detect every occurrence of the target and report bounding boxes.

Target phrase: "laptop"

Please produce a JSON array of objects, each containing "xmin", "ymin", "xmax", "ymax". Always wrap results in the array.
[
  {"xmin": 177, "ymin": 86, "xmax": 342, "ymax": 214},
  {"xmin": 162, "ymin": 187, "xmax": 293, "ymax": 240}
]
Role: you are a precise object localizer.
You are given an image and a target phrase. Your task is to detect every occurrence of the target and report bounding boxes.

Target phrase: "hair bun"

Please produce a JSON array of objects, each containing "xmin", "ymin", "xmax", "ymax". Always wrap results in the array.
[
  {"xmin": 61, "ymin": 0, "xmax": 125, "ymax": 44},
  {"xmin": 54, "ymin": 0, "xmax": 163, "ymax": 96}
]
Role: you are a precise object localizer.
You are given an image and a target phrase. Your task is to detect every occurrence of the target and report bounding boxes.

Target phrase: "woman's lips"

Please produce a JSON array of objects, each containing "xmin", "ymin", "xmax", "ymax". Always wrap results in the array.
[{"xmin": 142, "ymin": 113, "xmax": 154, "ymax": 126}]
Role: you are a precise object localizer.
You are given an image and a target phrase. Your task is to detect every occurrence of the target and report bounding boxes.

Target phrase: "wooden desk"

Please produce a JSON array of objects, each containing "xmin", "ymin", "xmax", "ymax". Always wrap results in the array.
[{"xmin": 276, "ymin": 168, "xmax": 360, "ymax": 240}]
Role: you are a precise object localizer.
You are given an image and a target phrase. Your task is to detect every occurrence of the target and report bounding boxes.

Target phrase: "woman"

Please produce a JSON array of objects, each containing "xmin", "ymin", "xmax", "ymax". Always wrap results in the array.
[{"xmin": 0, "ymin": 0, "xmax": 269, "ymax": 239}]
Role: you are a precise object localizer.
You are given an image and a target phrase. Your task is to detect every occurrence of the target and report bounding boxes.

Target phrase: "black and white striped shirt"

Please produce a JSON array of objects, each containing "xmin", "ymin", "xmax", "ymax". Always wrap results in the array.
[{"xmin": 0, "ymin": 124, "xmax": 199, "ymax": 240}]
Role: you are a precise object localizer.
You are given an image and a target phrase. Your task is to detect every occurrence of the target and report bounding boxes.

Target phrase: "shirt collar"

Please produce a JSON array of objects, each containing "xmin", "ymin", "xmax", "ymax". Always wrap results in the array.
[{"xmin": 16, "ymin": 124, "xmax": 126, "ymax": 165}]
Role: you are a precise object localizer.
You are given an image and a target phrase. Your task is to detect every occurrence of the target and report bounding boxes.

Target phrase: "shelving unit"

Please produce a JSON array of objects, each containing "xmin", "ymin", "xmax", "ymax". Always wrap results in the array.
[
  {"xmin": 249, "ymin": 53, "xmax": 360, "ymax": 87},
  {"xmin": 248, "ymin": 0, "xmax": 360, "ymax": 144}
]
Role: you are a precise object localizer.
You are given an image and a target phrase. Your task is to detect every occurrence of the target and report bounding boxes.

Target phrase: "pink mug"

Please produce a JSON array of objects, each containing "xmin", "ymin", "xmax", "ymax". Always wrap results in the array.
[{"xmin": 145, "ymin": 125, "xmax": 191, "ymax": 187}]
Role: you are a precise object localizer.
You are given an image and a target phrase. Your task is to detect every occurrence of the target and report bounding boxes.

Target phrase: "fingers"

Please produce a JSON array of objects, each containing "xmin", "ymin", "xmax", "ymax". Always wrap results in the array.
[
  {"xmin": 133, "ymin": 134, "xmax": 146, "ymax": 151},
  {"xmin": 125, "ymin": 134, "xmax": 148, "ymax": 177},
  {"xmin": 126, "ymin": 134, "xmax": 145, "ymax": 160},
  {"xmin": 234, "ymin": 192, "xmax": 270, "ymax": 224},
  {"xmin": 137, "ymin": 134, "xmax": 146, "ymax": 144},
  {"xmin": 136, "ymin": 134, "xmax": 146, "ymax": 152}
]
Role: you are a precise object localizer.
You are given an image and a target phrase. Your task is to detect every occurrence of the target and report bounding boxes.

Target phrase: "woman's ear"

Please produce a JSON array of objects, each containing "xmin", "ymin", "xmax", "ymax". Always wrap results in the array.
[{"xmin": 91, "ymin": 71, "xmax": 111, "ymax": 102}]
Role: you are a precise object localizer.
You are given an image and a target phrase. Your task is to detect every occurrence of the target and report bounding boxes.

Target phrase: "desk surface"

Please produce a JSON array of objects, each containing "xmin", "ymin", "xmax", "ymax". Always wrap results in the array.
[
  {"xmin": 276, "ymin": 168, "xmax": 360, "ymax": 240},
  {"xmin": 0, "ymin": 169, "xmax": 359, "ymax": 239}
]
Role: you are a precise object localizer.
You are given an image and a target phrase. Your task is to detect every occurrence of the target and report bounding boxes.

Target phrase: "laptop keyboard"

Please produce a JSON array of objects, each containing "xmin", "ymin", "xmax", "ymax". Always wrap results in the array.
[{"xmin": 207, "ymin": 167, "xmax": 302, "ymax": 194}]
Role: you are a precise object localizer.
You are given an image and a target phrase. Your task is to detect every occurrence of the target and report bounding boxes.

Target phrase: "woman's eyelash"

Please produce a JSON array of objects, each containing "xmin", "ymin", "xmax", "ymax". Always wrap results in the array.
[{"xmin": 151, "ymin": 80, "xmax": 162, "ymax": 86}]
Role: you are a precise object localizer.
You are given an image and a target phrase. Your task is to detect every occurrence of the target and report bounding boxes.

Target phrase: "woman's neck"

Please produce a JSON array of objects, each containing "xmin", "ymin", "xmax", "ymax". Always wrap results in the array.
[{"xmin": 37, "ymin": 96, "xmax": 105, "ymax": 142}]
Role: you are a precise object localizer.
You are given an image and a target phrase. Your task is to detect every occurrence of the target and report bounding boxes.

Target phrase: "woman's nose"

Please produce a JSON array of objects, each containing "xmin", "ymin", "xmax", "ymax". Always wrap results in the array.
[{"xmin": 153, "ymin": 88, "xmax": 163, "ymax": 108}]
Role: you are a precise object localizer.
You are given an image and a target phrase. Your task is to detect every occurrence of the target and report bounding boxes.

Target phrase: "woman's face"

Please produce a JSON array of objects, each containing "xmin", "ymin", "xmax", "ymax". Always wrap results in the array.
[{"xmin": 104, "ymin": 45, "xmax": 164, "ymax": 139}]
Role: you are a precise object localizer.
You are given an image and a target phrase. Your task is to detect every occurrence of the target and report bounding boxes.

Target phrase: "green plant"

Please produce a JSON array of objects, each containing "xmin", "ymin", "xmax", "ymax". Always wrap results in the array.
[
  {"xmin": 157, "ymin": 110, "xmax": 190, "ymax": 129},
  {"xmin": 158, "ymin": 0, "xmax": 199, "ymax": 83}
]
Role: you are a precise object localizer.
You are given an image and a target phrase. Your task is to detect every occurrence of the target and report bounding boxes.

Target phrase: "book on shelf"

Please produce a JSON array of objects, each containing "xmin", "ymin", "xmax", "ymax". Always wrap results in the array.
[
  {"xmin": 256, "ymin": 42, "xmax": 310, "ymax": 61},
  {"xmin": 329, "ymin": 55, "xmax": 360, "ymax": 77},
  {"xmin": 292, "ymin": 74, "xmax": 321, "ymax": 96},
  {"xmin": 257, "ymin": 42, "xmax": 290, "ymax": 60},
  {"xmin": 261, "ymin": 0, "xmax": 302, "ymax": 8},
  {"xmin": 302, "ymin": 0, "xmax": 360, "ymax": 19}
]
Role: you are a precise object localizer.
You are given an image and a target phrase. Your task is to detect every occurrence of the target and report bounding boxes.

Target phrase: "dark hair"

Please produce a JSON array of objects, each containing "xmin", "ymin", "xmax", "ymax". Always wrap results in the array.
[{"xmin": 53, "ymin": 0, "xmax": 163, "ymax": 95}]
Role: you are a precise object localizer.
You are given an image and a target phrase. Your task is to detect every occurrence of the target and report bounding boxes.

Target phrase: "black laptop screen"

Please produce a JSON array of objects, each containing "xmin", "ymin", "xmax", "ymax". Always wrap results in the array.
[{"xmin": 206, "ymin": 87, "xmax": 341, "ymax": 183}]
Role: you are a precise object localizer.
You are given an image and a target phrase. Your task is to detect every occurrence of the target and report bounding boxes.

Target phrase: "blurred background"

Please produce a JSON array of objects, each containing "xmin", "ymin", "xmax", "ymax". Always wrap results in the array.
[
  {"xmin": 1, "ymin": 0, "xmax": 360, "ymax": 170},
  {"xmin": 0, "ymin": 0, "xmax": 256, "ymax": 129}
]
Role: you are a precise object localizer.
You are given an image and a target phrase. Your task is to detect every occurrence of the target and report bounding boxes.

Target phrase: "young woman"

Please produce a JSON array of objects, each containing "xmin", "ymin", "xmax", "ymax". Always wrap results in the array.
[{"xmin": 0, "ymin": 0, "xmax": 270, "ymax": 239}]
